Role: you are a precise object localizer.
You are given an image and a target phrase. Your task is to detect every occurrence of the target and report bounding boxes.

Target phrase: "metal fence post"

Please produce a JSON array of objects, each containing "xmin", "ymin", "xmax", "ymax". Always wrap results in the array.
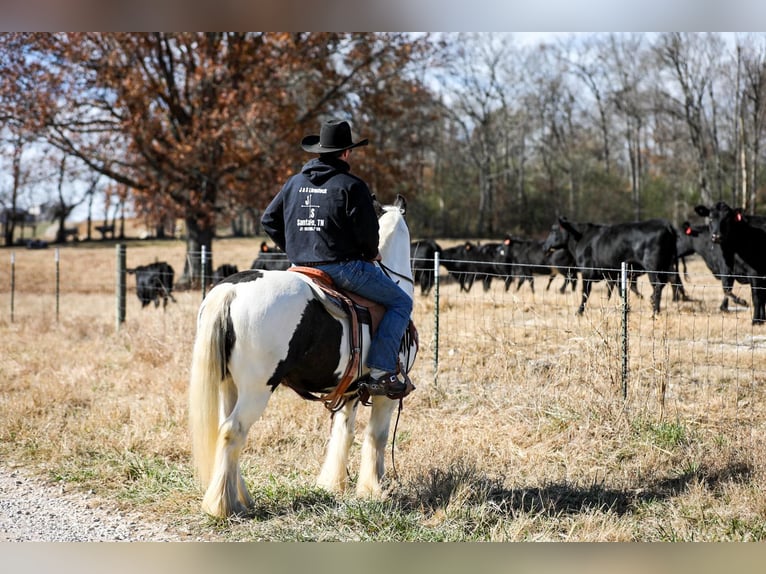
[
  {"xmin": 116, "ymin": 243, "xmax": 126, "ymax": 330},
  {"xmin": 621, "ymin": 261, "xmax": 629, "ymax": 401},
  {"xmin": 54, "ymin": 248, "xmax": 60, "ymax": 322},
  {"xmin": 10, "ymin": 251, "xmax": 15, "ymax": 323},
  {"xmin": 433, "ymin": 251, "xmax": 440, "ymax": 387},
  {"xmin": 201, "ymin": 245, "xmax": 208, "ymax": 300}
]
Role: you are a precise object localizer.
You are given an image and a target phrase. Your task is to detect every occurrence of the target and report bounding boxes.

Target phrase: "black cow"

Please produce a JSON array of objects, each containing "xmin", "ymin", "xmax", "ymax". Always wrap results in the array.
[
  {"xmin": 483, "ymin": 239, "xmax": 514, "ymax": 291},
  {"xmin": 251, "ymin": 241, "xmax": 290, "ymax": 271},
  {"xmin": 542, "ymin": 218, "xmax": 681, "ymax": 315},
  {"xmin": 410, "ymin": 239, "xmax": 442, "ymax": 296},
  {"xmin": 495, "ymin": 235, "xmax": 576, "ymax": 293},
  {"xmin": 501, "ymin": 236, "xmax": 554, "ymax": 293},
  {"xmin": 126, "ymin": 261, "xmax": 176, "ymax": 309},
  {"xmin": 439, "ymin": 241, "xmax": 500, "ymax": 292},
  {"xmin": 695, "ymin": 202, "xmax": 766, "ymax": 324},
  {"xmin": 211, "ymin": 264, "xmax": 239, "ymax": 285},
  {"xmin": 507, "ymin": 237, "xmax": 546, "ymax": 292},
  {"xmin": 476, "ymin": 242, "xmax": 506, "ymax": 291},
  {"xmin": 439, "ymin": 242, "xmax": 477, "ymax": 292},
  {"xmin": 677, "ymin": 222, "xmax": 748, "ymax": 311},
  {"xmin": 545, "ymin": 247, "xmax": 578, "ymax": 294}
]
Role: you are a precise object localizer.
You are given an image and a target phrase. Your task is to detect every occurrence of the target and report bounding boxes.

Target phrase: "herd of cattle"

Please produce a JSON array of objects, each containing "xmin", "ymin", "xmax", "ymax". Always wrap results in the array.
[{"xmin": 127, "ymin": 201, "xmax": 766, "ymax": 325}]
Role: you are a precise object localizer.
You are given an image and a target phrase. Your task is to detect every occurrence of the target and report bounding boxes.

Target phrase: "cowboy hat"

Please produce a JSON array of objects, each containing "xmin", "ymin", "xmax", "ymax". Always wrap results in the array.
[{"xmin": 301, "ymin": 119, "xmax": 369, "ymax": 154}]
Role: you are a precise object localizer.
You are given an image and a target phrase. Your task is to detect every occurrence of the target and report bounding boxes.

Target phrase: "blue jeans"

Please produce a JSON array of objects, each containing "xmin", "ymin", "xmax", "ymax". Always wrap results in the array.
[{"xmin": 317, "ymin": 260, "xmax": 413, "ymax": 373}]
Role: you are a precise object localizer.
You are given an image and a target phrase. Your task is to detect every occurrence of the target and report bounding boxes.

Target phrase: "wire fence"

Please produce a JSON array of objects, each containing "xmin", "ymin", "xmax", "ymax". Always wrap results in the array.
[
  {"xmin": 412, "ymin": 253, "xmax": 766, "ymax": 438},
  {"xmin": 4, "ymin": 244, "xmax": 766, "ymax": 434}
]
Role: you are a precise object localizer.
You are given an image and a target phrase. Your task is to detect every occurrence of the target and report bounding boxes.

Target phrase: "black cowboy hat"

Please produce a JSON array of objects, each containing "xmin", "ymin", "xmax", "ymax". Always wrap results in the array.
[{"xmin": 301, "ymin": 119, "xmax": 369, "ymax": 154}]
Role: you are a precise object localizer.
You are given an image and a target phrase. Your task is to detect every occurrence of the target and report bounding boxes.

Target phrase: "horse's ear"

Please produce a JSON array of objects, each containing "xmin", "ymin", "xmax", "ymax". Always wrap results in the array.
[
  {"xmin": 395, "ymin": 194, "xmax": 407, "ymax": 214},
  {"xmin": 371, "ymin": 194, "xmax": 384, "ymax": 217}
]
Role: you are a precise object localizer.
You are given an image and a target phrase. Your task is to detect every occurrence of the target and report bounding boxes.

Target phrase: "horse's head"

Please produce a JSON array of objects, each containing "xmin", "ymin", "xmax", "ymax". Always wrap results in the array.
[{"xmin": 377, "ymin": 195, "xmax": 413, "ymax": 298}]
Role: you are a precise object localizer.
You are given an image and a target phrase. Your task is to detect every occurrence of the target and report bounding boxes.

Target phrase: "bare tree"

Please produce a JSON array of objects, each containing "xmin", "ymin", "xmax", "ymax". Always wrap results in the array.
[
  {"xmin": 436, "ymin": 33, "xmax": 520, "ymax": 235},
  {"xmin": 654, "ymin": 32, "xmax": 728, "ymax": 207},
  {"xmin": 735, "ymin": 35, "xmax": 766, "ymax": 213},
  {"xmin": 1, "ymin": 133, "xmax": 27, "ymax": 246},
  {"xmin": 563, "ymin": 34, "xmax": 616, "ymax": 175},
  {"xmin": 5, "ymin": 33, "xmax": 437, "ymax": 285},
  {"xmin": 525, "ymin": 41, "xmax": 588, "ymax": 220},
  {"xmin": 602, "ymin": 33, "xmax": 653, "ymax": 220}
]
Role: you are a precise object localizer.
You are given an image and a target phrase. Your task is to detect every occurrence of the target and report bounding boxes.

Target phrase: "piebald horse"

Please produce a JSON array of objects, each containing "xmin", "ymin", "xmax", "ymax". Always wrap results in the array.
[{"xmin": 188, "ymin": 195, "xmax": 417, "ymax": 518}]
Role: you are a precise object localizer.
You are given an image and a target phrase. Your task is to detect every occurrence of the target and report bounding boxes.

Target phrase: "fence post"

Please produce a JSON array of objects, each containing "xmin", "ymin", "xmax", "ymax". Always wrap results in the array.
[
  {"xmin": 201, "ymin": 245, "xmax": 208, "ymax": 300},
  {"xmin": 433, "ymin": 251, "xmax": 440, "ymax": 387},
  {"xmin": 621, "ymin": 260, "xmax": 629, "ymax": 401},
  {"xmin": 54, "ymin": 248, "xmax": 60, "ymax": 322},
  {"xmin": 116, "ymin": 243, "xmax": 126, "ymax": 330},
  {"xmin": 10, "ymin": 251, "xmax": 15, "ymax": 323}
]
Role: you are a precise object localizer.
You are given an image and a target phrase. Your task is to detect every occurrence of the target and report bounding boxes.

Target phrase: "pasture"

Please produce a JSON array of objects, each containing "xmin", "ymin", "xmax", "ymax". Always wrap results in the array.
[{"xmin": 1, "ymin": 237, "xmax": 765, "ymax": 541}]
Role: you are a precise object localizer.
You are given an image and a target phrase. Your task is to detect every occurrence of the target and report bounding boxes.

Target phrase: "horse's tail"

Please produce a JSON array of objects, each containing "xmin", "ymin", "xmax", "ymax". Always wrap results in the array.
[{"xmin": 189, "ymin": 285, "xmax": 237, "ymax": 488}]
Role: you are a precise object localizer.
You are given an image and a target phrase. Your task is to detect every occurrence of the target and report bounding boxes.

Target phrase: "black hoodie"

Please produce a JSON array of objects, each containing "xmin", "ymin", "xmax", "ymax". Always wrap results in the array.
[{"xmin": 261, "ymin": 157, "xmax": 379, "ymax": 265}]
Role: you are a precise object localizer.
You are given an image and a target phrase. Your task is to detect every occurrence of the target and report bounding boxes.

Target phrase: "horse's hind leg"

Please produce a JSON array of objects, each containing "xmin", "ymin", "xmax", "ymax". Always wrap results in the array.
[
  {"xmin": 356, "ymin": 397, "xmax": 397, "ymax": 498},
  {"xmin": 317, "ymin": 399, "xmax": 359, "ymax": 494},
  {"xmin": 202, "ymin": 389, "xmax": 270, "ymax": 518}
]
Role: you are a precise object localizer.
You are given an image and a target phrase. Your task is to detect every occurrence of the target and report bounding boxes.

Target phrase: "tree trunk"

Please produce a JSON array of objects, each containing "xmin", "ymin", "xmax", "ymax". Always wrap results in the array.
[
  {"xmin": 180, "ymin": 215, "xmax": 215, "ymax": 289},
  {"xmin": 86, "ymin": 189, "xmax": 95, "ymax": 241},
  {"xmin": 5, "ymin": 141, "xmax": 22, "ymax": 246},
  {"xmin": 118, "ymin": 200, "xmax": 126, "ymax": 240}
]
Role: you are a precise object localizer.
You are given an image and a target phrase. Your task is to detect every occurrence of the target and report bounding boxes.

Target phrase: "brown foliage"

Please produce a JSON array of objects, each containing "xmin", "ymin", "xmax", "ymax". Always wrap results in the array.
[{"xmin": 3, "ymin": 33, "xmax": 441, "ymax": 278}]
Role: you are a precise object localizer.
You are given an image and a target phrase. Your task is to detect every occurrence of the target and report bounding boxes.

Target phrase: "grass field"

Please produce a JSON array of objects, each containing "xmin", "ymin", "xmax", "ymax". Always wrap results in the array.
[{"xmin": 1, "ymin": 237, "xmax": 765, "ymax": 541}]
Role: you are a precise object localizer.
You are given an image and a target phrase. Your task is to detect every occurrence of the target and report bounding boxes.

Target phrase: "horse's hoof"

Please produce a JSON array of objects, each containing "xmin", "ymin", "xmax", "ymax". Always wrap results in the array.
[{"xmin": 356, "ymin": 484, "xmax": 386, "ymax": 500}]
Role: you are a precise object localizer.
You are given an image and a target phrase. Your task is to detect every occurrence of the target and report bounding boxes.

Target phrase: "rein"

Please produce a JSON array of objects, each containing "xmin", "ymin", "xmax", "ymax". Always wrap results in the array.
[
  {"xmin": 388, "ymin": 319, "xmax": 418, "ymax": 482},
  {"xmin": 390, "ymin": 398, "xmax": 405, "ymax": 482},
  {"xmin": 378, "ymin": 262, "xmax": 414, "ymax": 286}
]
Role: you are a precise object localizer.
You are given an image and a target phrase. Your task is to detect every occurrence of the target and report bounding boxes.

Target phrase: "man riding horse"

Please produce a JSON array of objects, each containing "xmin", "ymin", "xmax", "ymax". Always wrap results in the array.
[{"xmin": 261, "ymin": 118, "xmax": 414, "ymax": 400}]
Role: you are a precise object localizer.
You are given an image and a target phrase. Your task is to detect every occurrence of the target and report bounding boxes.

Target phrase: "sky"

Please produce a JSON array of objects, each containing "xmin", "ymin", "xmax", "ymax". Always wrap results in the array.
[{"xmin": 2, "ymin": 0, "xmax": 766, "ymax": 32}]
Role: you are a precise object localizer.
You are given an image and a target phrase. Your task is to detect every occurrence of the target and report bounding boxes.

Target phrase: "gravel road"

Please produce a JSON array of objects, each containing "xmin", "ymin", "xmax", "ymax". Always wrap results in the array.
[{"xmin": 0, "ymin": 465, "xmax": 194, "ymax": 542}]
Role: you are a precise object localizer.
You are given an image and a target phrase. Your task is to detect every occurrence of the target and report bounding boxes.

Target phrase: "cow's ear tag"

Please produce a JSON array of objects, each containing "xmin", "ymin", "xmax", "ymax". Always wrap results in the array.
[
  {"xmin": 685, "ymin": 227, "xmax": 692, "ymax": 235},
  {"xmin": 736, "ymin": 212, "xmax": 743, "ymax": 222},
  {"xmin": 503, "ymin": 238, "xmax": 511, "ymax": 245}
]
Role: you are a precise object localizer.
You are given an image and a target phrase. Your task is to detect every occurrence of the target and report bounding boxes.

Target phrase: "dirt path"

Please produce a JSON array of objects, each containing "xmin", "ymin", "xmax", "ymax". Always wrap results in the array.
[{"xmin": 0, "ymin": 465, "xmax": 193, "ymax": 542}]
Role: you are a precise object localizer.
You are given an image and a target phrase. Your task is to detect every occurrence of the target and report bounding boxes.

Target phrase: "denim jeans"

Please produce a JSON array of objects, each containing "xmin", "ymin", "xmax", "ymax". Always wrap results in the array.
[{"xmin": 317, "ymin": 259, "xmax": 413, "ymax": 373}]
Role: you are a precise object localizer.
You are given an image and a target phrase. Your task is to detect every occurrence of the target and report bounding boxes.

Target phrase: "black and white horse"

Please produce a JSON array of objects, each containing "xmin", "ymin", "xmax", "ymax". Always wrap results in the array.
[{"xmin": 188, "ymin": 195, "xmax": 417, "ymax": 518}]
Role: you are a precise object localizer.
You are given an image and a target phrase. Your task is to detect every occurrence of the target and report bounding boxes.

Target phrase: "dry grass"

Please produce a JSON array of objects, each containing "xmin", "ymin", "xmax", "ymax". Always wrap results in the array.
[{"xmin": 1, "ymin": 237, "xmax": 765, "ymax": 541}]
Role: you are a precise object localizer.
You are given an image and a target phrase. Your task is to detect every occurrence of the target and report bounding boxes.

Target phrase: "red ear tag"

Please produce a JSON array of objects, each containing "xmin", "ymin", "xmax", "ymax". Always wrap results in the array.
[
  {"xmin": 504, "ymin": 238, "xmax": 511, "ymax": 245},
  {"xmin": 685, "ymin": 227, "xmax": 692, "ymax": 235},
  {"xmin": 736, "ymin": 212, "xmax": 743, "ymax": 222}
]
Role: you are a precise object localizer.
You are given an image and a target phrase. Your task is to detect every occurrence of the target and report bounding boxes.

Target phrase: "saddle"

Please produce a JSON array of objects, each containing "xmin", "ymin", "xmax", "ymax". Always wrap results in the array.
[{"xmin": 288, "ymin": 266, "xmax": 417, "ymax": 410}]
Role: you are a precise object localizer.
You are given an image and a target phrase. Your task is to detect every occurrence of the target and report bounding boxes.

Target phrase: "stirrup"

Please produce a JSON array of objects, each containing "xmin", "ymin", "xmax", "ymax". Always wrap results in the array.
[{"xmin": 359, "ymin": 372, "xmax": 415, "ymax": 400}]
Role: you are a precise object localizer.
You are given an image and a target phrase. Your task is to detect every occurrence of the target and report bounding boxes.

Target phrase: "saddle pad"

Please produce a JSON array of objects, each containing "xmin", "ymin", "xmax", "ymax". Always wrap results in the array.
[{"xmin": 288, "ymin": 266, "xmax": 376, "ymax": 326}]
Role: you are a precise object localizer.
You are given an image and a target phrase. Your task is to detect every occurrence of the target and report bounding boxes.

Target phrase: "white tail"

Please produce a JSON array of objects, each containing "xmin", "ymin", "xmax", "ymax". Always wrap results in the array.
[{"xmin": 188, "ymin": 285, "xmax": 237, "ymax": 487}]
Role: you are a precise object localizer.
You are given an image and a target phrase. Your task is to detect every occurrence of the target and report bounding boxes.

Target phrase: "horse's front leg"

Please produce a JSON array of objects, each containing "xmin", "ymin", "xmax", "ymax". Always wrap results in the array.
[
  {"xmin": 357, "ymin": 396, "xmax": 397, "ymax": 498},
  {"xmin": 316, "ymin": 399, "xmax": 359, "ymax": 493}
]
